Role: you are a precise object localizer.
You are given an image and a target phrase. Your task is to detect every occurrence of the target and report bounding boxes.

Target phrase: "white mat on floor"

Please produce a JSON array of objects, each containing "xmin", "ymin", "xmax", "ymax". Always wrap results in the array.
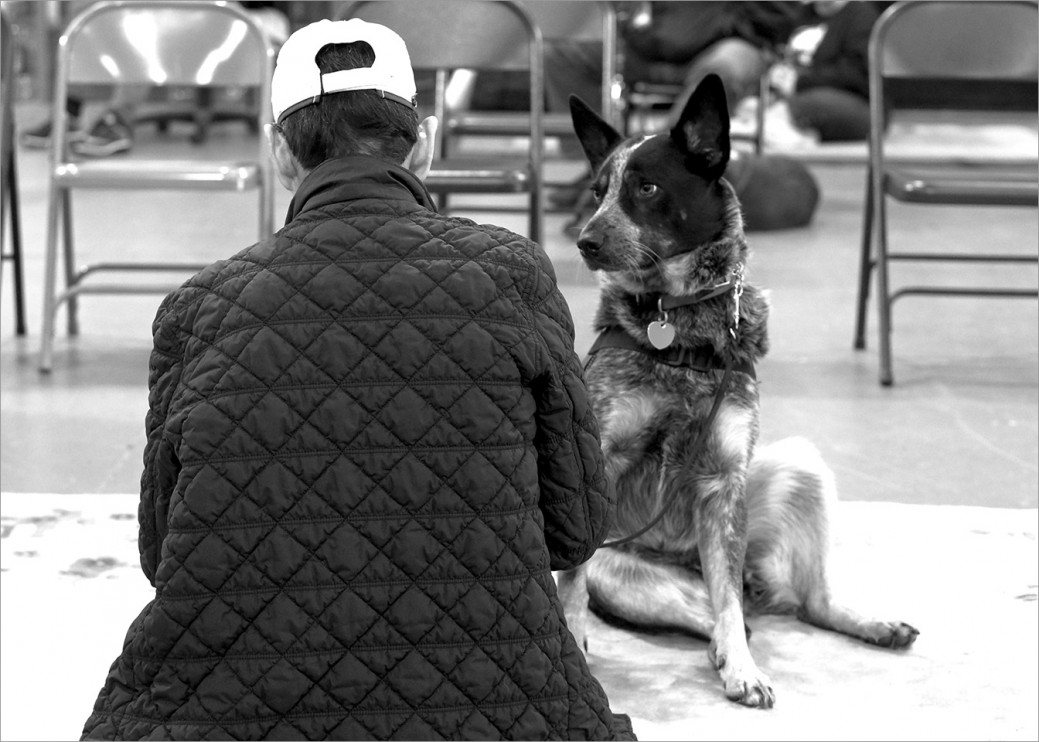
[{"xmin": 1, "ymin": 493, "xmax": 1036, "ymax": 741}]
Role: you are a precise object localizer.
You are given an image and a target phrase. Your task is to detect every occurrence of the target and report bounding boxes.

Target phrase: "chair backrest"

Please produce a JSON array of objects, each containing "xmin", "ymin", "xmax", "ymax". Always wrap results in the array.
[
  {"xmin": 51, "ymin": 0, "xmax": 275, "ymax": 156},
  {"xmin": 522, "ymin": 0, "xmax": 619, "ymax": 126},
  {"xmin": 58, "ymin": 0, "xmax": 275, "ymax": 88},
  {"xmin": 343, "ymin": 0, "xmax": 539, "ymax": 73},
  {"xmin": 49, "ymin": 1, "xmax": 277, "ymax": 233},
  {"xmin": 870, "ymin": 1, "xmax": 1039, "ymax": 114},
  {"xmin": 340, "ymin": 0, "xmax": 544, "ymax": 156}
]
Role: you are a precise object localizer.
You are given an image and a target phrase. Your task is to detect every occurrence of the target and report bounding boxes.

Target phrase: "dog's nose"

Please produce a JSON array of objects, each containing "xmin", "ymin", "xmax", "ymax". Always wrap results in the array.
[{"xmin": 577, "ymin": 232, "xmax": 602, "ymax": 257}]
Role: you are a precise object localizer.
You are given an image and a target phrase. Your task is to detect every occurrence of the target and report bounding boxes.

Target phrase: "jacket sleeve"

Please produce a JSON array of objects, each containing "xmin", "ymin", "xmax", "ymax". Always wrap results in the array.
[
  {"xmin": 525, "ymin": 247, "xmax": 612, "ymax": 570},
  {"xmin": 138, "ymin": 290, "xmax": 187, "ymax": 585}
]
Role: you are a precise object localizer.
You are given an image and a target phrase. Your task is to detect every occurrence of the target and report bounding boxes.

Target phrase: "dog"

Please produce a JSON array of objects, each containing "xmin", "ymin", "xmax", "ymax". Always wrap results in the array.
[{"xmin": 556, "ymin": 74, "xmax": 919, "ymax": 709}]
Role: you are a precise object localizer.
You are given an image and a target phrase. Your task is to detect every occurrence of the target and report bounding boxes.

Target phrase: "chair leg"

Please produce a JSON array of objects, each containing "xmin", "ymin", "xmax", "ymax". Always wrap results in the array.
[
  {"xmin": 8, "ymin": 147, "xmax": 26, "ymax": 335},
  {"xmin": 61, "ymin": 192, "xmax": 79, "ymax": 336},
  {"xmin": 40, "ymin": 184, "xmax": 64, "ymax": 373},
  {"xmin": 853, "ymin": 166, "xmax": 874, "ymax": 350},
  {"xmin": 258, "ymin": 179, "xmax": 274, "ymax": 240},
  {"xmin": 754, "ymin": 66, "xmax": 769, "ymax": 155},
  {"xmin": 2, "ymin": 144, "xmax": 27, "ymax": 335},
  {"xmin": 874, "ymin": 181, "xmax": 894, "ymax": 386},
  {"xmin": 529, "ymin": 188, "xmax": 542, "ymax": 246}
]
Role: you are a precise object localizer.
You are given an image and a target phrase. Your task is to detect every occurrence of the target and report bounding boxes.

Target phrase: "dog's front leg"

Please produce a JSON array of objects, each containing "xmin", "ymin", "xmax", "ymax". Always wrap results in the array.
[
  {"xmin": 696, "ymin": 484, "xmax": 775, "ymax": 709},
  {"xmin": 556, "ymin": 565, "xmax": 590, "ymax": 652}
]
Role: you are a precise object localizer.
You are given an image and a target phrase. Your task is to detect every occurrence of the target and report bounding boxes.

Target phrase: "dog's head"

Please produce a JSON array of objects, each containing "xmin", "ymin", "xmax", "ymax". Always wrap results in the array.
[{"xmin": 570, "ymin": 74, "xmax": 742, "ymax": 290}]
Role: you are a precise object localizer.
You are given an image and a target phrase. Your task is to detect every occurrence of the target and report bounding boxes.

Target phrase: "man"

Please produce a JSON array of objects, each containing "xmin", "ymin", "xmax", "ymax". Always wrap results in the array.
[{"xmin": 81, "ymin": 18, "xmax": 633, "ymax": 741}]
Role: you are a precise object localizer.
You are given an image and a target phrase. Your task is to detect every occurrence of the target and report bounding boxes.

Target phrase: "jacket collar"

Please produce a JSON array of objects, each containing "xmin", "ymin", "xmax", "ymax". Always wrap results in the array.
[{"xmin": 284, "ymin": 155, "xmax": 437, "ymax": 224}]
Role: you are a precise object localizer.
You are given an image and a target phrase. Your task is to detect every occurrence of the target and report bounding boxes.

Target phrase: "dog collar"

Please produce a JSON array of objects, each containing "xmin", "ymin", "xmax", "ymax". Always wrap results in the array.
[
  {"xmin": 658, "ymin": 272, "xmax": 739, "ymax": 311},
  {"xmin": 587, "ymin": 326, "xmax": 756, "ymax": 379},
  {"xmin": 642, "ymin": 265, "xmax": 745, "ymax": 349}
]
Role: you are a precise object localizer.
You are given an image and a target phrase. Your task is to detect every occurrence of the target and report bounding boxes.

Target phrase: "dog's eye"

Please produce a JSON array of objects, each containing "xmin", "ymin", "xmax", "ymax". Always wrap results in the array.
[
  {"xmin": 590, "ymin": 184, "xmax": 604, "ymax": 203},
  {"xmin": 638, "ymin": 183, "xmax": 659, "ymax": 198}
]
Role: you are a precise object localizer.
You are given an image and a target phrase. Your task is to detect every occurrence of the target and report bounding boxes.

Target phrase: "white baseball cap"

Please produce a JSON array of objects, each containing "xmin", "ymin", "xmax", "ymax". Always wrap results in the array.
[{"xmin": 271, "ymin": 18, "xmax": 417, "ymax": 124}]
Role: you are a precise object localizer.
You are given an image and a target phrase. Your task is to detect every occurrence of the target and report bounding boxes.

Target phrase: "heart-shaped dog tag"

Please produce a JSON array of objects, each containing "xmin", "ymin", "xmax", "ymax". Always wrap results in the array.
[{"xmin": 647, "ymin": 320, "xmax": 675, "ymax": 349}]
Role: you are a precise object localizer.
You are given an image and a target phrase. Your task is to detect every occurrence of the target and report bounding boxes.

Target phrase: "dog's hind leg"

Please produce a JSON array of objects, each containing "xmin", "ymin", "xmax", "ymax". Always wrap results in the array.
[
  {"xmin": 745, "ymin": 438, "xmax": 919, "ymax": 649},
  {"xmin": 583, "ymin": 547, "xmax": 716, "ymax": 640}
]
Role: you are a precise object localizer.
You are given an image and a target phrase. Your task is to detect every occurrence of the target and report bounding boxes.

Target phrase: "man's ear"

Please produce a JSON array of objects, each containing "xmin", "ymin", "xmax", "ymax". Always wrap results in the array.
[
  {"xmin": 405, "ymin": 116, "xmax": 438, "ymax": 180},
  {"xmin": 265, "ymin": 123, "xmax": 306, "ymax": 191}
]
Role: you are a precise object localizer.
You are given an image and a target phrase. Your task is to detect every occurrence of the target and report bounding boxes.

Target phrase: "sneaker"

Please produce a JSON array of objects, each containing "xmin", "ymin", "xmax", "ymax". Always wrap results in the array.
[
  {"xmin": 72, "ymin": 111, "xmax": 133, "ymax": 157},
  {"xmin": 19, "ymin": 118, "xmax": 85, "ymax": 149}
]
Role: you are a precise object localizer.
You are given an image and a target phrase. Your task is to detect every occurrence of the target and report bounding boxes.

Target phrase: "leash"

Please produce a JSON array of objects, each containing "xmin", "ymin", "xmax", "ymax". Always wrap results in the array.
[{"xmin": 597, "ymin": 362, "xmax": 733, "ymax": 550}]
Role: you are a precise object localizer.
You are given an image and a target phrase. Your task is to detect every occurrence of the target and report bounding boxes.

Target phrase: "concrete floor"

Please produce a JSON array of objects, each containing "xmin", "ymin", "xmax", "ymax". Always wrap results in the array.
[{"xmin": 1, "ymin": 110, "xmax": 1037, "ymax": 740}]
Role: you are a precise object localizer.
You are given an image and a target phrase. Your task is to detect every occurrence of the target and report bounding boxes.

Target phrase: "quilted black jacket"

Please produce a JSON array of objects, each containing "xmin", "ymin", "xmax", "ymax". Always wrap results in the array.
[{"xmin": 81, "ymin": 157, "xmax": 633, "ymax": 740}]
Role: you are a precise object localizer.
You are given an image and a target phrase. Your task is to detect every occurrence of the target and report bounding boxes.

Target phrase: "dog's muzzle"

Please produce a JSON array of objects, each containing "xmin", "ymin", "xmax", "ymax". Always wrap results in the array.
[
  {"xmin": 576, "ymin": 228, "xmax": 614, "ymax": 271},
  {"xmin": 576, "ymin": 232, "xmax": 603, "ymax": 259}
]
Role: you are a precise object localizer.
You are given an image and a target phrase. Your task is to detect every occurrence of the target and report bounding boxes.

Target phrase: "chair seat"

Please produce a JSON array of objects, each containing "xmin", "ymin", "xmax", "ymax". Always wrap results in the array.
[
  {"xmin": 425, "ymin": 158, "xmax": 532, "ymax": 193},
  {"xmin": 447, "ymin": 112, "xmax": 575, "ymax": 138},
  {"xmin": 54, "ymin": 160, "xmax": 263, "ymax": 190},
  {"xmin": 885, "ymin": 165, "xmax": 1039, "ymax": 205}
]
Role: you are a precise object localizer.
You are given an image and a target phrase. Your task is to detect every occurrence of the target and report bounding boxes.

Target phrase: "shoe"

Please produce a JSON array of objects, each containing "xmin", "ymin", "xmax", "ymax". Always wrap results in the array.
[
  {"xmin": 761, "ymin": 101, "xmax": 819, "ymax": 152},
  {"xmin": 19, "ymin": 118, "xmax": 85, "ymax": 149},
  {"xmin": 72, "ymin": 111, "xmax": 133, "ymax": 157}
]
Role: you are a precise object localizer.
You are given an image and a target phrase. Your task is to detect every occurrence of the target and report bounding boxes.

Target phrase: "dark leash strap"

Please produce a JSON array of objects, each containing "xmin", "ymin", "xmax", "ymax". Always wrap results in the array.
[
  {"xmin": 584, "ymin": 326, "xmax": 755, "ymax": 379},
  {"xmin": 584, "ymin": 326, "xmax": 753, "ymax": 549}
]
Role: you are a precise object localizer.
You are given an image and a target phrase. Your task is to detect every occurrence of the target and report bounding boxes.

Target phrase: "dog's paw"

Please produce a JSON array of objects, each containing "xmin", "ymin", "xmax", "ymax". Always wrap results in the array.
[
  {"xmin": 725, "ymin": 676, "xmax": 775, "ymax": 709},
  {"xmin": 865, "ymin": 621, "xmax": 919, "ymax": 649},
  {"xmin": 710, "ymin": 644, "xmax": 775, "ymax": 709}
]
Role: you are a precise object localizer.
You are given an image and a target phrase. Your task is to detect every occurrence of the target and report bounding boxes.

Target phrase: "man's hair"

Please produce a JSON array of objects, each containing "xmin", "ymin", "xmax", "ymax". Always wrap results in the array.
[{"xmin": 279, "ymin": 41, "xmax": 419, "ymax": 169}]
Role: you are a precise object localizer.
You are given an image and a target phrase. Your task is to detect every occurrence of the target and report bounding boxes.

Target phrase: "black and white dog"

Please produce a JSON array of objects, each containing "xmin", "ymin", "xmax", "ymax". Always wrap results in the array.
[{"xmin": 556, "ymin": 75, "xmax": 918, "ymax": 709}]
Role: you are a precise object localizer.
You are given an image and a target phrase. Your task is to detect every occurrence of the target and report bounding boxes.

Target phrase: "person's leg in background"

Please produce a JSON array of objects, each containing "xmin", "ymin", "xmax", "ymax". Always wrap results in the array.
[
  {"xmin": 787, "ymin": 86, "xmax": 870, "ymax": 142},
  {"xmin": 71, "ymin": 89, "xmax": 141, "ymax": 157},
  {"xmin": 666, "ymin": 37, "xmax": 772, "ymax": 128}
]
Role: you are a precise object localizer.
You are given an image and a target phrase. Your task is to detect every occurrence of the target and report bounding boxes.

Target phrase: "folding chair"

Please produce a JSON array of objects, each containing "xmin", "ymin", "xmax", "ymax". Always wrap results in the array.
[
  {"xmin": 39, "ymin": 0, "xmax": 276, "ymax": 372},
  {"xmin": 619, "ymin": 69, "xmax": 771, "ymax": 154},
  {"xmin": 444, "ymin": 1, "xmax": 621, "ymax": 149},
  {"xmin": 1, "ymin": 8, "xmax": 26, "ymax": 336},
  {"xmin": 338, "ymin": 0, "xmax": 544, "ymax": 244},
  {"xmin": 853, "ymin": 0, "xmax": 1039, "ymax": 386},
  {"xmin": 613, "ymin": 2, "xmax": 772, "ymax": 152}
]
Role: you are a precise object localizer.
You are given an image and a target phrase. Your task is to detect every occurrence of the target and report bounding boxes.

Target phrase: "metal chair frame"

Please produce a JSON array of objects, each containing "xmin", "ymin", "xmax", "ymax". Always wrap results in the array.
[
  {"xmin": 338, "ymin": 0, "xmax": 545, "ymax": 244},
  {"xmin": 1, "ymin": 8, "xmax": 26, "ymax": 336},
  {"xmin": 444, "ymin": 1, "xmax": 621, "ymax": 145},
  {"xmin": 39, "ymin": 0, "xmax": 276, "ymax": 372},
  {"xmin": 853, "ymin": 0, "xmax": 1039, "ymax": 386}
]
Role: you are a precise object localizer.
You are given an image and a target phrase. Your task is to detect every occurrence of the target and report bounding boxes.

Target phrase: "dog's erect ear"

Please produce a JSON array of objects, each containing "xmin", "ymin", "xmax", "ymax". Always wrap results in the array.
[
  {"xmin": 570, "ymin": 94, "xmax": 623, "ymax": 172},
  {"xmin": 670, "ymin": 73, "xmax": 730, "ymax": 179}
]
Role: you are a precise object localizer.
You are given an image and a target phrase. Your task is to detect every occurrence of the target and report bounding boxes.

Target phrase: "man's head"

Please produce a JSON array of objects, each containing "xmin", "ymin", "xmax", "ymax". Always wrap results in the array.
[{"xmin": 266, "ymin": 18, "xmax": 437, "ymax": 190}]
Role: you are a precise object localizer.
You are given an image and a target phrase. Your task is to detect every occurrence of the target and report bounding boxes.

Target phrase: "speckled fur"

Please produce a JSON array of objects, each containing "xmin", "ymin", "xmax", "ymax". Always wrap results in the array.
[{"xmin": 556, "ymin": 76, "xmax": 919, "ymax": 710}]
